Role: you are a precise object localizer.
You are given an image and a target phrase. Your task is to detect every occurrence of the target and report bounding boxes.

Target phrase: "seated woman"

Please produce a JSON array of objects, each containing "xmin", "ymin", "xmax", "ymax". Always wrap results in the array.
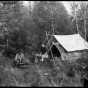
[{"xmin": 14, "ymin": 49, "xmax": 24, "ymax": 65}]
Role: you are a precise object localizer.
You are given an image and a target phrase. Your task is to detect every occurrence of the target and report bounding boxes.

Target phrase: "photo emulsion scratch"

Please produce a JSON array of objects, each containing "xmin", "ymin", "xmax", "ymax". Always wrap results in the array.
[{"xmin": 0, "ymin": 1, "xmax": 88, "ymax": 87}]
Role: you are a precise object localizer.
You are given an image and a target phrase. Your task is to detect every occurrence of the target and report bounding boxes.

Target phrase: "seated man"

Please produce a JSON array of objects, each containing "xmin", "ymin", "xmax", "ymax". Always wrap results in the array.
[
  {"xmin": 34, "ymin": 44, "xmax": 49, "ymax": 63},
  {"xmin": 41, "ymin": 44, "xmax": 47, "ymax": 54},
  {"xmin": 40, "ymin": 44, "xmax": 48, "ymax": 62}
]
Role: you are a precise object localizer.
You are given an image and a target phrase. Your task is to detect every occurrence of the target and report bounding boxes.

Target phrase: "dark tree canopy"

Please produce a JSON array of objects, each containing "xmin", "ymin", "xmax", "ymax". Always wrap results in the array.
[{"xmin": 32, "ymin": 1, "xmax": 74, "ymax": 35}]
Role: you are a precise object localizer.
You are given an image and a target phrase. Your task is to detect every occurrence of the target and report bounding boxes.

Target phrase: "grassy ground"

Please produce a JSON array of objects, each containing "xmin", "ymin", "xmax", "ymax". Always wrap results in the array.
[
  {"xmin": 0, "ymin": 53, "xmax": 83, "ymax": 87},
  {"xmin": 37, "ymin": 58, "xmax": 82, "ymax": 87}
]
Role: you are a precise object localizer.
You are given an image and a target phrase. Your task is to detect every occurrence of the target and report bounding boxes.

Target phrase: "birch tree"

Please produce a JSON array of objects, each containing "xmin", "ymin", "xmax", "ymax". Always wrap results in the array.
[
  {"xmin": 71, "ymin": 2, "xmax": 80, "ymax": 34},
  {"xmin": 71, "ymin": 2, "xmax": 88, "ymax": 40},
  {"xmin": 71, "ymin": 2, "xmax": 88, "ymax": 80}
]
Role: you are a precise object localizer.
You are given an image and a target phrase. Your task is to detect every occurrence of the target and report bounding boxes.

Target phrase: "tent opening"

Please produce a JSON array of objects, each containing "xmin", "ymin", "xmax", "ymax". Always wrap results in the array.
[{"xmin": 51, "ymin": 44, "xmax": 61, "ymax": 57}]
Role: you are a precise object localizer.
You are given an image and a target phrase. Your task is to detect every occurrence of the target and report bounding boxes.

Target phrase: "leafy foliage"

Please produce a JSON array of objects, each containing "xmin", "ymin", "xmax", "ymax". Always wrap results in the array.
[{"xmin": 32, "ymin": 1, "xmax": 74, "ymax": 35}]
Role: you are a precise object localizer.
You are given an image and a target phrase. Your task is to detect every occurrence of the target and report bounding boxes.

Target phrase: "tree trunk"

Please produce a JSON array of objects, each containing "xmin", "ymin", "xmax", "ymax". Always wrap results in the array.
[
  {"xmin": 84, "ymin": 5, "xmax": 87, "ymax": 40},
  {"xmin": 75, "ymin": 8, "xmax": 79, "ymax": 34}
]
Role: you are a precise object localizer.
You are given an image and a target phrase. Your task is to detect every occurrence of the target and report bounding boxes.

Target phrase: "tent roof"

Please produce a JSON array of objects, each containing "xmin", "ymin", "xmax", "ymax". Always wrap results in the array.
[{"xmin": 54, "ymin": 34, "xmax": 88, "ymax": 52}]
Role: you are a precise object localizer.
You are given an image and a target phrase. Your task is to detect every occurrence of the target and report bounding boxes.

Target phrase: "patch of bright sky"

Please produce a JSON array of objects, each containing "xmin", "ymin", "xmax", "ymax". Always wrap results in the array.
[
  {"xmin": 22, "ymin": 1, "xmax": 34, "ymax": 11},
  {"xmin": 23, "ymin": 1, "xmax": 87, "ymax": 16},
  {"xmin": 23, "ymin": 1, "xmax": 74, "ymax": 15},
  {"xmin": 62, "ymin": 1, "xmax": 88, "ymax": 15},
  {"xmin": 22, "ymin": 1, "xmax": 29, "ymax": 7},
  {"xmin": 62, "ymin": 1, "xmax": 73, "ymax": 15}
]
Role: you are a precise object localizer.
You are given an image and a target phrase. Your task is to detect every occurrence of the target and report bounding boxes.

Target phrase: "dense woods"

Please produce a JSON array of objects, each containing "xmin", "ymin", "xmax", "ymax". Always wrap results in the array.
[
  {"xmin": 0, "ymin": 1, "xmax": 88, "ymax": 87},
  {"xmin": 0, "ymin": 1, "xmax": 74, "ymax": 56}
]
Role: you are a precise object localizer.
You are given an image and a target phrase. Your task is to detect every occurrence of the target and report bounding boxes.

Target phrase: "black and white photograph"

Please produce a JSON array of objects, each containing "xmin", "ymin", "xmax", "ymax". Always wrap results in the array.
[{"xmin": 0, "ymin": 1, "xmax": 88, "ymax": 87}]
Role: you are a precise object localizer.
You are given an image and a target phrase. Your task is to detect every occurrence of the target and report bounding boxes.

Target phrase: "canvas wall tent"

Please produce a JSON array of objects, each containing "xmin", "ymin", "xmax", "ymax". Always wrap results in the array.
[{"xmin": 47, "ymin": 34, "xmax": 88, "ymax": 62}]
